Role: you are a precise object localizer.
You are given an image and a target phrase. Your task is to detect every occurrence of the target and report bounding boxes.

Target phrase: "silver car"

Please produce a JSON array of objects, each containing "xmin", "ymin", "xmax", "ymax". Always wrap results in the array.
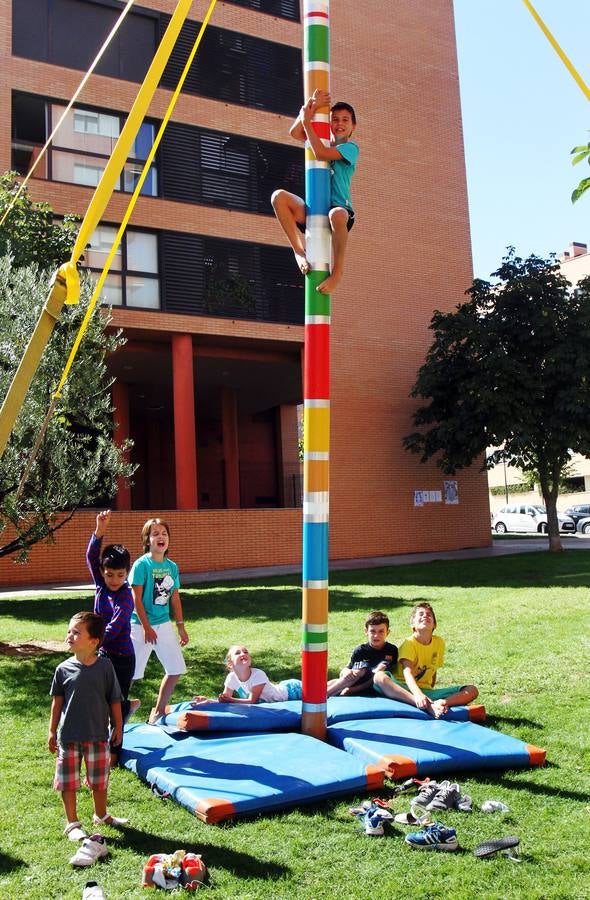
[{"xmin": 492, "ymin": 504, "xmax": 575, "ymax": 534}]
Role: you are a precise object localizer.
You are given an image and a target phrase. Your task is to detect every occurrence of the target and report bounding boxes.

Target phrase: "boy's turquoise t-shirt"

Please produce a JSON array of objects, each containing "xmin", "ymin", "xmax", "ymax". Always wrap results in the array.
[
  {"xmin": 129, "ymin": 553, "xmax": 180, "ymax": 626},
  {"xmin": 330, "ymin": 140, "xmax": 359, "ymax": 211}
]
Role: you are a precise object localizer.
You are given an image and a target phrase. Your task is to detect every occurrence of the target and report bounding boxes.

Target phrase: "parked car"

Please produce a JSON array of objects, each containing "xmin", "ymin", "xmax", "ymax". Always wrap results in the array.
[
  {"xmin": 491, "ymin": 504, "xmax": 576, "ymax": 534},
  {"xmin": 562, "ymin": 504, "xmax": 590, "ymax": 525},
  {"xmin": 575, "ymin": 516, "xmax": 590, "ymax": 535}
]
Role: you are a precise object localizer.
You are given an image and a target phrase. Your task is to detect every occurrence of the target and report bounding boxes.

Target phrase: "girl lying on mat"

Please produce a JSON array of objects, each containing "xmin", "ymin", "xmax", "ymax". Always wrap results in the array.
[{"xmin": 191, "ymin": 645, "xmax": 302, "ymax": 705}]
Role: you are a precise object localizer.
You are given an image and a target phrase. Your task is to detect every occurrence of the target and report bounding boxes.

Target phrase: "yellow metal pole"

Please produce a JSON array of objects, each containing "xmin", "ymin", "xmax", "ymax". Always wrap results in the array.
[{"xmin": 0, "ymin": 263, "xmax": 76, "ymax": 457}]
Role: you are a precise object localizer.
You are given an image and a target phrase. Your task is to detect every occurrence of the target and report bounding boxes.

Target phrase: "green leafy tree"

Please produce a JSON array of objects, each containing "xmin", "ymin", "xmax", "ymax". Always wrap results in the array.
[
  {"xmin": 0, "ymin": 176, "xmax": 134, "ymax": 560},
  {"xmin": 571, "ymin": 139, "xmax": 590, "ymax": 203},
  {"xmin": 0, "ymin": 171, "xmax": 79, "ymax": 266},
  {"xmin": 404, "ymin": 249, "xmax": 590, "ymax": 552}
]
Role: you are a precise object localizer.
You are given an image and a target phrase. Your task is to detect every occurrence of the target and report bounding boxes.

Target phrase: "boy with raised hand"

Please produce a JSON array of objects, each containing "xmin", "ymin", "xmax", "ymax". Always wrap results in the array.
[
  {"xmin": 87, "ymin": 510, "xmax": 140, "ymax": 734},
  {"xmin": 374, "ymin": 602, "xmax": 479, "ymax": 717},
  {"xmin": 271, "ymin": 89, "xmax": 359, "ymax": 294},
  {"xmin": 327, "ymin": 610, "xmax": 403, "ymax": 697},
  {"xmin": 48, "ymin": 612, "xmax": 125, "ymax": 843}
]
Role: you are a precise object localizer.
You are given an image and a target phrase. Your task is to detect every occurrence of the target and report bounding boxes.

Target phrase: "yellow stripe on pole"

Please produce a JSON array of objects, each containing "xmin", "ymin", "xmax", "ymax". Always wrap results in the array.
[
  {"xmin": 71, "ymin": 0, "xmax": 195, "ymax": 264},
  {"xmin": 0, "ymin": 0, "xmax": 137, "ymax": 230},
  {"xmin": 521, "ymin": 0, "xmax": 590, "ymax": 101}
]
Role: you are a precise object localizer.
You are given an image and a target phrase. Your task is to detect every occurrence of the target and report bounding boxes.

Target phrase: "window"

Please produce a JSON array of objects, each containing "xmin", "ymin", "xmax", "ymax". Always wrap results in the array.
[
  {"xmin": 223, "ymin": 0, "xmax": 299, "ymax": 21},
  {"xmin": 13, "ymin": 0, "xmax": 156, "ymax": 82},
  {"xmin": 160, "ymin": 122, "xmax": 303, "ymax": 214},
  {"xmin": 49, "ymin": 103, "xmax": 158, "ymax": 196},
  {"xmin": 161, "ymin": 19, "xmax": 302, "ymax": 115},
  {"xmin": 85, "ymin": 227, "xmax": 160, "ymax": 309},
  {"xmin": 161, "ymin": 232, "xmax": 303, "ymax": 325}
]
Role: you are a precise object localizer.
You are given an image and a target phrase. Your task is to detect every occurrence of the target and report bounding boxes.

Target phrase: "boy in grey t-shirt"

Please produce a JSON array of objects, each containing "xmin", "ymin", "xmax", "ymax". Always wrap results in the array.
[{"xmin": 48, "ymin": 611, "xmax": 125, "ymax": 841}]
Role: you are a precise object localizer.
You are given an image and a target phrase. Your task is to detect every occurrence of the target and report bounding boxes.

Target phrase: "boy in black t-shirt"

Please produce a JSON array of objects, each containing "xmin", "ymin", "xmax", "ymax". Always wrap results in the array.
[{"xmin": 327, "ymin": 610, "xmax": 406, "ymax": 698}]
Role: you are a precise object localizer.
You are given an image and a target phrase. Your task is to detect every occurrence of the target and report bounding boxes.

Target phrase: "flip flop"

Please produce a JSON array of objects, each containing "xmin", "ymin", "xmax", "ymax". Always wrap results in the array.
[
  {"xmin": 92, "ymin": 813, "xmax": 129, "ymax": 827},
  {"xmin": 64, "ymin": 821, "xmax": 87, "ymax": 842},
  {"xmin": 474, "ymin": 836, "xmax": 520, "ymax": 858}
]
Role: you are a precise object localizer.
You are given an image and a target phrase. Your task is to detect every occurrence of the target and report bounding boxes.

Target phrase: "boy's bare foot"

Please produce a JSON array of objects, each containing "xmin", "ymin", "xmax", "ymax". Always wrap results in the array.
[
  {"xmin": 430, "ymin": 699, "xmax": 448, "ymax": 718},
  {"xmin": 294, "ymin": 250, "xmax": 310, "ymax": 275},
  {"xmin": 316, "ymin": 271, "xmax": 341, "ymax": 294}
]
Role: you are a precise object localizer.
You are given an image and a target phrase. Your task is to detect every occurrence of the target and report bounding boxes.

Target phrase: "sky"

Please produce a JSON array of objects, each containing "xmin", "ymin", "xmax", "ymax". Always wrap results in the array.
[{"xmin": 453, "ymin": 0, "xmax": 590, "ymax": 279}]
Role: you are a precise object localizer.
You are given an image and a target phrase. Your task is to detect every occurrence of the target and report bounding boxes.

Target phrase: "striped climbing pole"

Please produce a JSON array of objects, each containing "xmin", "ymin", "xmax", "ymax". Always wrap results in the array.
[{"xmin": 301, "ymin": 0, "xmax": 331, "ymax": 740}]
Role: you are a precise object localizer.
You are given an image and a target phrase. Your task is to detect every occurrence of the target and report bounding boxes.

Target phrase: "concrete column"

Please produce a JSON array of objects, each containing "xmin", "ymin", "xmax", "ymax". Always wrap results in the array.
[
  {"xmin": 112, "ymin": 379, "xmax": 131, "ymax": 510},
  {"xmin": 171, "ymin": 334, "xmax": 198, "ymax": 509},
  {"xmin": 221, "ymin": 386, "xmax": 240, "ymax": 508}
]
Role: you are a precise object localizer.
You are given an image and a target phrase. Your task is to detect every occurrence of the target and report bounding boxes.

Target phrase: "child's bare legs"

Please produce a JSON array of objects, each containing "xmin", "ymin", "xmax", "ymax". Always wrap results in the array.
[
  {"xmin": 92, "ymin": 787, "xmax": 108, "ymax": 820},
  {"xmin": 327, "ymin": 667, "xmax": 362, "ymax": 697},
  {"xmin": 432, "ymin": 684, "xmax": 478, "ymax": 718},
  {"xmin": 373, "ymin": 670, "xmax": 418, "ymax": 704},
  {"xmin": 149, "ymin": 673, "xmax": 181, "ymax": 722},
  {"xmin": 271, "ymin": 189, "xmax": 309, "ymax": 274},
  {"xmin": 61, "ymin": 789, "xmax": 79, "ymax": 827},
  {"xmin": 317, "ymin": 207, "xmax": 350, "ymax": 294}
]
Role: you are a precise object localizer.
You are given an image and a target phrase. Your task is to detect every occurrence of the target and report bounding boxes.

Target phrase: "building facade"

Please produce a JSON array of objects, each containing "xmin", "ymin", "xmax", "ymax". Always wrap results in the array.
[{"xmin": 1, "ymin": 0, "xmax": 491, "ymax": 587}]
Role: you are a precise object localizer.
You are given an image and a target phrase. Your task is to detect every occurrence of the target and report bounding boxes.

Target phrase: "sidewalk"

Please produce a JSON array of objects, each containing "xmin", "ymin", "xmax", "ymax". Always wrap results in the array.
[{"xmin": 2, "ymin": 535, "xmax": 588, "ymax": 596}]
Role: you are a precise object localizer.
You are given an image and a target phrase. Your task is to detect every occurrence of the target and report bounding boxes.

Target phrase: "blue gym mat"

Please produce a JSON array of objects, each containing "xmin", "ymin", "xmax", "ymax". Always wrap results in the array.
[
  {"xmin": 327, "ymin": 715, "xmax": 545, "ymax": 779},
  {"xmin": 157, "ymin": 696, "xmax": 484, "ymax": 733},
  {"xmin": 121, "ymin": 722, "xmax": 384, "ymax": 823}
]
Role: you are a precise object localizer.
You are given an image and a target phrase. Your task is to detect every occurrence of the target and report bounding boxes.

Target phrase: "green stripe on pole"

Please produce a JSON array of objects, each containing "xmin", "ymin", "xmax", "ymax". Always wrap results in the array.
[
  {"xmin": 306, "ymin": 25, "xmax": 330, "ymax": 63},
  {"xmin": 303, "ymin": 629, "xmax": 328, "ymax": 644},
  {"xmin": 305, "ymin": 276, "xmax": 331, "ymax": 316}
]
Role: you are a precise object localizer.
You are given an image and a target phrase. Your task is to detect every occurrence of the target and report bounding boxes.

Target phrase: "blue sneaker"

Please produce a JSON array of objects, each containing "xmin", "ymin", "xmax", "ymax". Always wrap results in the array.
[{"xmin": 405, "ymin": 822, "xmax": 458, "ymax": 852}]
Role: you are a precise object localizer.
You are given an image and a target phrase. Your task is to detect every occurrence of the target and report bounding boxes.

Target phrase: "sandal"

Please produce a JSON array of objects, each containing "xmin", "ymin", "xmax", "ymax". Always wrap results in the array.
[
  {"xmin": 474, "ymin": 835, "xmax": 520, "ymax": 859},
  {"xmin": 64, "ymin": 821, "xmax": 87, "ymax": 842},
  {"xmin": 92, "ymin": 812, "xmax": 129, "ymax": 827}
]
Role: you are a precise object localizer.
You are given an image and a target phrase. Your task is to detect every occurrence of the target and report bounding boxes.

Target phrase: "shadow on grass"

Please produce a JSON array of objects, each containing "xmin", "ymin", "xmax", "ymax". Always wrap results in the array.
[
  {"xmin": 0, "ymin": 851, "xmax": 27, "ymax": 875},
  {"xmin": 109, "ymin": 824, "xmax": 290, "ymax": 879},
  {"xmin": 485, "ymin": 713, "xmax": 543, "ymax": 730}
]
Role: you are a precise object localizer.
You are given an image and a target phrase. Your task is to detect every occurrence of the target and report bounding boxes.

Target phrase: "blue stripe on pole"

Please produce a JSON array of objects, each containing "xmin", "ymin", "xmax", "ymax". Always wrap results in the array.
[
  {"xmin": 302, "ymin": 521, "xmax": 329, "ymax": 581},
  {"xmin": 305, "ymin": 168, "xmax": 331, "ymax": 215}
]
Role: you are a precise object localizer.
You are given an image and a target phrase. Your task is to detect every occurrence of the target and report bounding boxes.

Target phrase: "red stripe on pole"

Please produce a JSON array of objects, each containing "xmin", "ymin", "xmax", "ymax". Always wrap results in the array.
[
  {"xmin": 305, "ymin": 10, "xmax": 329, "ymax": 18},
  {"xmin": 302, "ymin": 650, "xmax": 328, "ymax": 703},
  {"xmin": 313, "ymin": 121, "xmax": 331, "ymax": 141},
  {"xmin": 305, "ymin": 324, "xmax": 330, "ymax": 397}
]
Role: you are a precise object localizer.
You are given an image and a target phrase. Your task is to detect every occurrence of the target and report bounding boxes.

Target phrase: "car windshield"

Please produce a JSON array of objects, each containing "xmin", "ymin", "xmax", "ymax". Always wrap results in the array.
[{"xmin": 533, "ymin": 506, "xmax": 546, "ymax": 514}]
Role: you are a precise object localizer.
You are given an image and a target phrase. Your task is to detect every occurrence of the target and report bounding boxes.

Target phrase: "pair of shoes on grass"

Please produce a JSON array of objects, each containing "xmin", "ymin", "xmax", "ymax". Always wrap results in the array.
[{"xmin": 395, "ymin": 780, "xmax": 471, "ymax": 825}]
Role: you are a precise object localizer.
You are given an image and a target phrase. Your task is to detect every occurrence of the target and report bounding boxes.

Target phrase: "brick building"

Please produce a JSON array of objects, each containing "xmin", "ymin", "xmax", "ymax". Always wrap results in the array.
[{"xmin": 1, "ymin": 0, "xmax": 491, "ymax": 588}]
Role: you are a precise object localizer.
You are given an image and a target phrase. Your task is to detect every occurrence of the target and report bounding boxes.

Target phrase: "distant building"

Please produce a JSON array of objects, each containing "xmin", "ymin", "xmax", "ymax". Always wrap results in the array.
[{"xmin": 1, "ymin": 0, "xmax": 492, "ymax": 587}]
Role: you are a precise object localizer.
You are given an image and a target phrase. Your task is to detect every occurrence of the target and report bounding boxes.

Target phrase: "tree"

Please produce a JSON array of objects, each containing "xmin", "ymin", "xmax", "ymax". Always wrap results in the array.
[
  {"xmin": 0, "ymin": 171, "xmax": 79, "ymax": 267},
  {"xmin": 404, "ymin": 249, "xmax": 590, "ymax": 552},
  {"xmin": 0, "ymin": 175, "xmax": 134, "ymax": 560}
]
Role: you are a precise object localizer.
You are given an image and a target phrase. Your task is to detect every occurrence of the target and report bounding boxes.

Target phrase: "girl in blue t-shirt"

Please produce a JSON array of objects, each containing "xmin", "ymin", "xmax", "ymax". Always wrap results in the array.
[{"xmin": 130, "ymin": 517, "xmax": 189, "ymax": 723}]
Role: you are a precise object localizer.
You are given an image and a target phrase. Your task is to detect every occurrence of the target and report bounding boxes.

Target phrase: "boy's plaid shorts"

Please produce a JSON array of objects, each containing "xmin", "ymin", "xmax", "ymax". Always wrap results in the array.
[{"xmin": 53, "ymin": 740, "xmax": 110, "ymax": 791}]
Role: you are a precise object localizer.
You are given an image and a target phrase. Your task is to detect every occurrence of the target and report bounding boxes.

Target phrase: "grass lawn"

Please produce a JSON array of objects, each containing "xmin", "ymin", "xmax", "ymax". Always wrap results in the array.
[{"xmin": 1, "ymin": 550, "xmax": 589, "ymax": 899}]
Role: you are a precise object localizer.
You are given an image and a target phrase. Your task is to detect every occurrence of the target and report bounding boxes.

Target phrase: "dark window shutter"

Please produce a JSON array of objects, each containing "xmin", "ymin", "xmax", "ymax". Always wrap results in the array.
[
  {"xmin": 161, "ymin": 18, "xmax": 302, "ymax": 115},
  {"xmin": 223, "ymin": 0, "xmax": 300, "ymax": 22},
  {"xmin": 161, "ymin": 231, "xmax": 302, "ymax": 324},
  {"xmin": 13, "ymin": 0, "xmax": 155, "ymax": 82},
  {"xmin": 161, "ymin": 122, "xmax": 303, "ymax": 214},
  {"xmin": 12, "ymin": 0, "xmax": 49, "ymax": 60}
]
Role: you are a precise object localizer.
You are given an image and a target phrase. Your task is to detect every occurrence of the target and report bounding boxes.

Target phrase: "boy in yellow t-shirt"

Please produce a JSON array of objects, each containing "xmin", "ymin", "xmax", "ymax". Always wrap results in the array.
[{"xmin": 374, "ymin": 602, "xmax": 478, "ymax": 718}]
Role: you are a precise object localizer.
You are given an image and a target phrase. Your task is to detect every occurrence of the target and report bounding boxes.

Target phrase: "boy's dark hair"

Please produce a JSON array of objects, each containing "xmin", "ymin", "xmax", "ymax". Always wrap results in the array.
[
  {"xmin": 100, "ymin": 543, "xmax": 130, "ymax": 572},
  {"xmin": 71, "ymin": 611, "xmax": 105, "ymax": 644},
  {"xmin": 141, "ymin": 517, "xmax": 171, "ymax": 553},
  {"xmin": 331, "ymin": 101, "xmax": 356, "ymax": 125},
  {"xmin": 410, "ymin": 602, "xmax": 437, "ymax": 626},
  {"xmin": 365, "ymin": 610, "xmax": 389, "ymax": 629}
]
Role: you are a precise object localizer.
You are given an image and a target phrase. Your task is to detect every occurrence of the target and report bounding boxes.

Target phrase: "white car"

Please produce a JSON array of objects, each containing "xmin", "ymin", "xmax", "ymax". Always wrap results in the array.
[{"xmin": 492, "ymin": 504, "xmax": 576, "ymax": 534}]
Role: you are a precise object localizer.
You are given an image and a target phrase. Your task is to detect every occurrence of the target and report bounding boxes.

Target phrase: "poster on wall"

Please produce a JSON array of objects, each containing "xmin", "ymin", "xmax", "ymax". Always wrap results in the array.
[{"xmin": 444, "ymin": 480, "xmax": 459, "ymax": 505}]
